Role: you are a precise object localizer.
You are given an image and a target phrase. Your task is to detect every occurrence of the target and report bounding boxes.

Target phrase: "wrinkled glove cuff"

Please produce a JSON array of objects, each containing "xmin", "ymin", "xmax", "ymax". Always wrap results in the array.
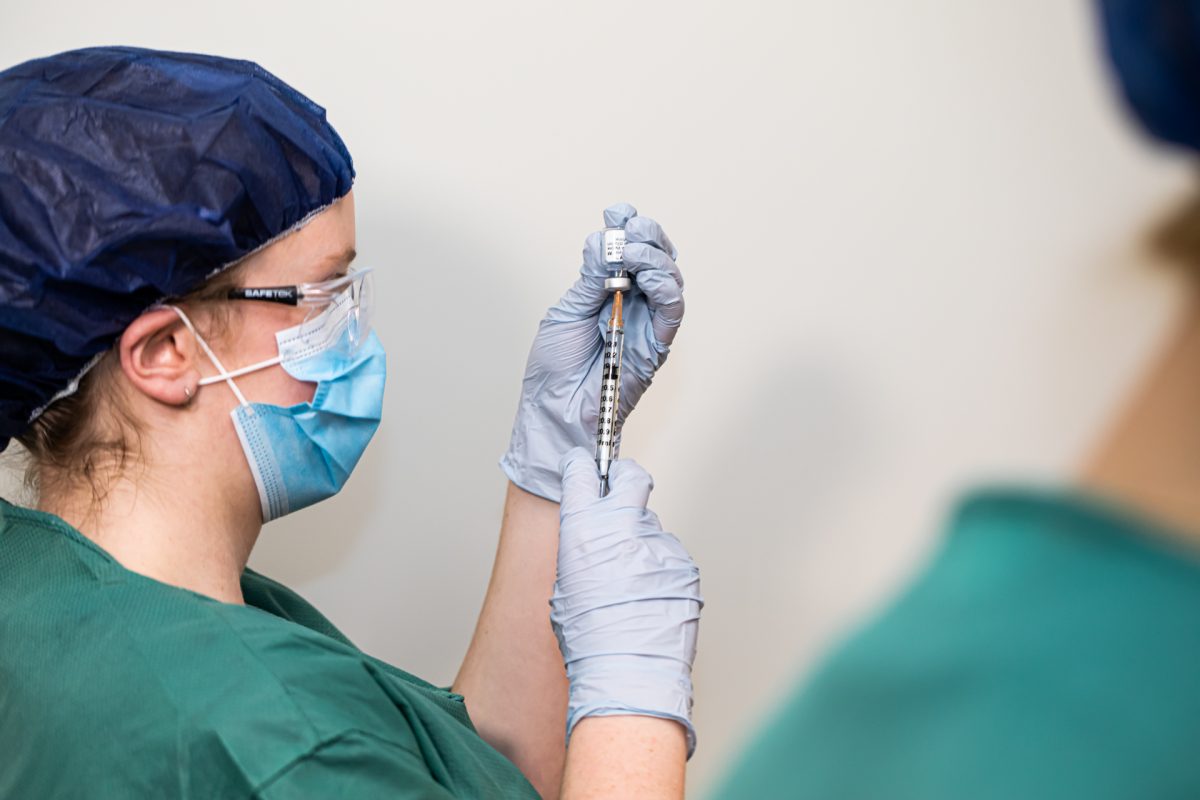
[
  {"xmin": 564, "ymin": 653, "xmax": 697, "ymax": 758},
  {"xmin": 500, "ymin": 402, "xmax": 599, "ymax": 503},
  {"xmin": 500, "ymin": 439, "xmax": 566, "ymax": 503}
]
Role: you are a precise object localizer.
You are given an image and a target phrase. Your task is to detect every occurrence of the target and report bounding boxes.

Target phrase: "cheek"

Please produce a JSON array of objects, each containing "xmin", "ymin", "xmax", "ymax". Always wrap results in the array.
[
  {"xmin": 278, "ymin": 372, "xmax": 318, "ymax": 406},
  {"xmin": 241, "ymin": 366, "xmax": 316, "ymax": 407},
  {"xmin": 222, "ymin": 366, "xmax": 315, "ymax": 408},
  {"xmin": 224, "ymin": 309, "xmax": 316, "ymax": 406}
]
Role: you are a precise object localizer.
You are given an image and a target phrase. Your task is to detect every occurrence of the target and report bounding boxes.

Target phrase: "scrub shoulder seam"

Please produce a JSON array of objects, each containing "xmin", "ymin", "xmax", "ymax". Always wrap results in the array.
[{"xmin": 1, "ymin": 507, "xmax": 118, "ymax": 566}]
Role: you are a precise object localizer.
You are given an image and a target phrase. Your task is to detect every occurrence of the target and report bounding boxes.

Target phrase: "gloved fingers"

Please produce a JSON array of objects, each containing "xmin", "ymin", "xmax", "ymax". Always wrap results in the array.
[
  {"xmin": 623, "ymin": 240, "xmax": 685, "ymax": 346},
  {"xmin": 624, "ymin": 216, "xmax": 679, "ymax": 263},
  {"xmin": 622, "ymin": 240, "xmax": 684, "ymax": 291},
  {"xmin": 603, "ymin": 202, "xmax": 639, "ymax": 229},
  {"xmin": 632, "ymin": 268, "xmax": 685, "ymax": 347},
  {"xmin": 580, "ymin": 229, "xmax": 610, "ymax": 279},
  {"xmin": 566, "ymin": 208, "xmax": 679, "ymax": 325},
  {"xmin": 605, "ymin": 458, "xmax": 654, "ymax": 508},
  {"xmin": 560, "ymin": 446, "xmax": 602, "ymax": 513}
]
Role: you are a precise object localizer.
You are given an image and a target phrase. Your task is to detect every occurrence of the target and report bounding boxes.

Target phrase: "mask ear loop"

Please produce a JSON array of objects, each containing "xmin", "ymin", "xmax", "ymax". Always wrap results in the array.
[{"xmin": 169, "ymin": 306, "xmax": 251, "ymax": 408}]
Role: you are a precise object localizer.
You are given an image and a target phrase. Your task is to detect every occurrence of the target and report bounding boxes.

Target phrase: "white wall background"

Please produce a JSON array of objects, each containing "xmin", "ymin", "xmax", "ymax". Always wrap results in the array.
[{"xmin": 1, "ymin": 1, "xmax": 1193, "ymax": 794}]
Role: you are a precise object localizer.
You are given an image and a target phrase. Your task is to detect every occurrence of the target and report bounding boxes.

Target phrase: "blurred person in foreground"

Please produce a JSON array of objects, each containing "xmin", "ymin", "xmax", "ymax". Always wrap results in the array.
[{"xmin": 716, "ymin": 2, "xmax": 1200, "ymax": 798}]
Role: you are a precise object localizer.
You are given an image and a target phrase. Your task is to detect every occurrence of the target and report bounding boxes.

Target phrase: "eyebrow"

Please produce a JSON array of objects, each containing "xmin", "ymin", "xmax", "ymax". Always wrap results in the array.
[
  {"xmin": 314, "ymin": 247, "xmax": 357, "ymax": 280},
  {"xmin": 325, "ymin": 247, "xmax": 357, "ymax": 269}
]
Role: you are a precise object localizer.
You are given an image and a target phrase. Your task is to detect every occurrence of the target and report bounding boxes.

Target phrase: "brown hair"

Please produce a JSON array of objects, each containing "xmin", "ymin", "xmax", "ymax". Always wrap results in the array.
[
  {"xmin": 1150, "ymin": 180, "xmax": 1200, "ymax": 269},
  {"xmin": 15, "ymin": 263, "xmax": 248, "ymax": 506}
]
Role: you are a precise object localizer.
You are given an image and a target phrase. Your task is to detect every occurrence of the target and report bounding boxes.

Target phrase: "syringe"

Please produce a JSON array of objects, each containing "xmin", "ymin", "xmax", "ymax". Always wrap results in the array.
[{"xmin": 596, "ymin": 226, "xmax": 631, "ymax": 497}]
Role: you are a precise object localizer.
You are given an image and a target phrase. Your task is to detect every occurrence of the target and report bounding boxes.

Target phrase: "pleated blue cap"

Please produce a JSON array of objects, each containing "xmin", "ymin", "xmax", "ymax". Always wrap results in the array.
[
  {"xmin": 0, "ymin": 46, "xmax": 354, "ymax": 450},
  {"xmin": 1098, "ymin": 0, "xmax": 1200, "ymax": 152}
]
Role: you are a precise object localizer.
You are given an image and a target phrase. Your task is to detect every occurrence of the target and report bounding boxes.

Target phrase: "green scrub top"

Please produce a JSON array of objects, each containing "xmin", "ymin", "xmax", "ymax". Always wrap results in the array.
[
  {"xmin": 714, "ymin": 488, "xmax": 1200, "ymax": 800},
  {"xmin": 0, "ymin": 499, "xmax": 540, "ymax": 799}
]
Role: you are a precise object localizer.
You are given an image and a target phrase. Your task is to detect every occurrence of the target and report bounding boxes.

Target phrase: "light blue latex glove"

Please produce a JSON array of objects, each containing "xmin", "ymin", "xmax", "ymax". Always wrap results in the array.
[
  {"xmin": 500, "ymin": 203, "xmax": 684, "ymax": 502},
  {"xmin": 551, "ymin": 447, "xmax": 702, "ymax": 756}
]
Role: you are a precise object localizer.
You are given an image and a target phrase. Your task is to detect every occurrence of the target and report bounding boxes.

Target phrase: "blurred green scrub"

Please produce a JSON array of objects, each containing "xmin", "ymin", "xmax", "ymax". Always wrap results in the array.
[
  {"xmin": 0, "ymin": 501, "xmax": 539, "ymax": 799},
  {"xmin": 714, "ymin": 489, "xmax": 1200, "ymax": 799}
]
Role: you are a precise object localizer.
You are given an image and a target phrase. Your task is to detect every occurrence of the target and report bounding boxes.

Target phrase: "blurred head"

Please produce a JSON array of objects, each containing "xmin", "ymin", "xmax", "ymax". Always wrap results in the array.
[
  {"xmin": 1098, "ymin": 0, "xmax": 1200, "ymax": 154},
  {"xmin": 1097, "ymin": 1, "xmax": 1200, "ymax": 266}
]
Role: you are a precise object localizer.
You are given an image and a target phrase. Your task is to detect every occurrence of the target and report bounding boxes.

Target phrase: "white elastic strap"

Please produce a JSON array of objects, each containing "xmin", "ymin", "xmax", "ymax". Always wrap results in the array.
[
  {"xmin": 169, "ymin": 306, "xmax": 250, "ymax": 407},
  {"xmin": 197, "ymin": 354, "xmax": 283, "ymax": 384}
]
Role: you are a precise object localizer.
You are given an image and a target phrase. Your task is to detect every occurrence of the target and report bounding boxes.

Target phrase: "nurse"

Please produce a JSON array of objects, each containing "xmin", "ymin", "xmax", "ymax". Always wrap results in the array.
[
  {"xmin": 0, "ymin": 48, "xmax": 701, "ymax": 798},
  {"xmin": 714, "ymin": 2, "xmax": 1200, "ymax": 797}
]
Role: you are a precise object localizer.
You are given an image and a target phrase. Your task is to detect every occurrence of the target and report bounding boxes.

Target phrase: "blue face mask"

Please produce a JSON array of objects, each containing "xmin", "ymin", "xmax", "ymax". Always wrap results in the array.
[{"xmin": 172, "ymin": 289, "xmax": 386, "ymax": 522}]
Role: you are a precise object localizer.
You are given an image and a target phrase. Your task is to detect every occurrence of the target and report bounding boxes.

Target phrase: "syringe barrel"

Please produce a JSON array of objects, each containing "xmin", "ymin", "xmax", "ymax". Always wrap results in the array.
[{"xmin": 595, "ymin": 322, "xmax": 625, "ymax": 485}]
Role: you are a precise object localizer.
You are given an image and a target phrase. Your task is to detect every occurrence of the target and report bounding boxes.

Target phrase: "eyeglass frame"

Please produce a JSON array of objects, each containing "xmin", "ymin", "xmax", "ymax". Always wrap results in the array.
[{"xmin": 224, "ymin": 267, "xmax": 373, "ymax": 308}]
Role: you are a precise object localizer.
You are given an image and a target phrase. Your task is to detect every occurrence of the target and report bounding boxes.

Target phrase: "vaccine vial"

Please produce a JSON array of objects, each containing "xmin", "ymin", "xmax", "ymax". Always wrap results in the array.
[{"xmin": 603, "ymin": 227, "xmax": 626, "ymax": 266}]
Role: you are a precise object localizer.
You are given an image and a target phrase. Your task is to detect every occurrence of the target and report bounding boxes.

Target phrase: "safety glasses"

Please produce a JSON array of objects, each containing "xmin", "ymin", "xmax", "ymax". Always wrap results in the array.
[{"xmin": 227, "ymin": 268, "xmax": 375, "ymax": 352}]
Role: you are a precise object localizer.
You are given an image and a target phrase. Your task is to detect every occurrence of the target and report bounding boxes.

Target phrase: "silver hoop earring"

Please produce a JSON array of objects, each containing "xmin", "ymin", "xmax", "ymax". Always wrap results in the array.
[{"xmin": 183, "ymin": 384, "xmax": 193, "ymax": 401}]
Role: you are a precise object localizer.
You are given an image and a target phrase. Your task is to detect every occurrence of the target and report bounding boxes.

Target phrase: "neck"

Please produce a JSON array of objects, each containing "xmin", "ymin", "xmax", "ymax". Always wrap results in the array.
[
  {"xmin": 40, "ymin": 455, "xmax": 261, "ymax": 605},
  {"xmin": 1082, "ymin": 289, "xmax": 1200, "ymax": 542}
]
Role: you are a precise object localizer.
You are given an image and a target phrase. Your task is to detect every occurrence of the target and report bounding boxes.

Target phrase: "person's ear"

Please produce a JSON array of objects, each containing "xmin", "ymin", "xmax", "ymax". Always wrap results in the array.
[{"xmin": 118, "ymin": 308, "xmax": 202, "ymax": 407}]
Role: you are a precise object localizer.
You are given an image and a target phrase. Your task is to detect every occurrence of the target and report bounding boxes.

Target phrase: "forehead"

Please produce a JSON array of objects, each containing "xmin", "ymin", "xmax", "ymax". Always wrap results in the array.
[{"xmin": 237, "ymin": 192, "xmax": 356, "ymax": 285}]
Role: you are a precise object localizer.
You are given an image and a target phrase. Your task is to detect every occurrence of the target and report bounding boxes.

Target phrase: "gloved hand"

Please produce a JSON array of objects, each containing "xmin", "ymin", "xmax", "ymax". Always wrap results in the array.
[
  {"xmin": 550, "ymin": 447, "xmax": 702, "ymax": 756},
  {"xmin": 500, "ymin": 202, "xmax": 684, "ymax": 502}
]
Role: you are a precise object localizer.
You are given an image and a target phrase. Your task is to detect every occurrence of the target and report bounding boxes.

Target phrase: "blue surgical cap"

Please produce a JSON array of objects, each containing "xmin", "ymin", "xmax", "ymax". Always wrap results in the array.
[
  {"xmin": 1098, "ymin": 0, "xmax": 1200, "ymax": 151},
  {"xmin": 0, "ymin": 46, "xmax": 354, "ymax": 451}
]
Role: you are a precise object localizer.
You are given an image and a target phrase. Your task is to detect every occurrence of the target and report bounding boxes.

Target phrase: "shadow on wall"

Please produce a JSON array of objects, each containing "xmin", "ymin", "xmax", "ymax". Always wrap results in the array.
[{"xmin": 679, "ymin": 352, "xmax": 877, "ymax": 782}]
